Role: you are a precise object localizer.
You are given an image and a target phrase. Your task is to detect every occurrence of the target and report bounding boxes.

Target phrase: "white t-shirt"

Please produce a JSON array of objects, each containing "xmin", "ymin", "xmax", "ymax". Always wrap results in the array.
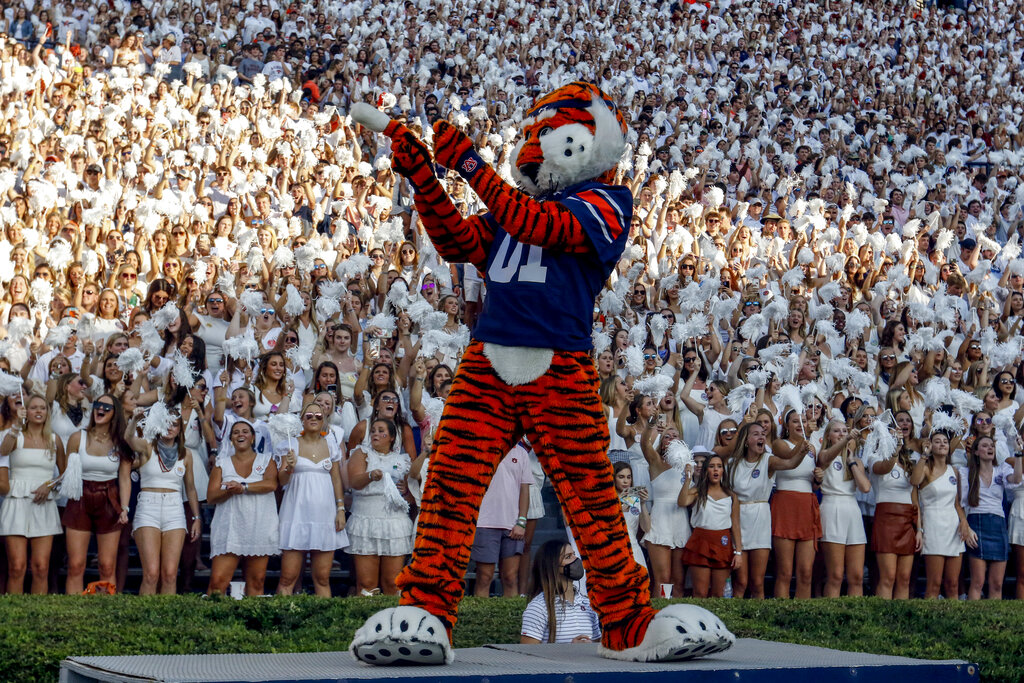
[
  {"xmin": 476, "ymin": 444, "xmax": 532, "ymax": 530},
  {"xmin": 959, "ymin": 462, "xmax": 1020, "ymax": 517}
]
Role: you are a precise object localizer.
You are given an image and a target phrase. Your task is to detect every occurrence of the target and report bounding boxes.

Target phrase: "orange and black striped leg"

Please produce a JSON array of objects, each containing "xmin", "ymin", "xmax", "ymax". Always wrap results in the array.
[
  {"xmin": 396, "ymin": 342, "xmax": 521, "ymax": 636},
  {"xmin": 518, "ymin": 351, "xmax": 656, "ymax": 651}
]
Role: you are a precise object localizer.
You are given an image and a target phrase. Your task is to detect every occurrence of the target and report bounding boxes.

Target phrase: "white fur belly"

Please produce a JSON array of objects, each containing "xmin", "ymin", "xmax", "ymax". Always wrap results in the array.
[{"xmin": 482, "ymin": 343, "xmax": 554, "ymax": 386}]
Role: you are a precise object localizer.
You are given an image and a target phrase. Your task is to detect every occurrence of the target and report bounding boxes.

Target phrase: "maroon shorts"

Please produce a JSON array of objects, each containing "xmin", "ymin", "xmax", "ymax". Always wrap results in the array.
[
  {"xmin": 871, "ymin": 502, "xmax": 917, "ymax": 555},
  {"xmin": 62, "ymin": 480, "xmax": 123, "ymax": 534},
  {"xmin": 771, "ymin": 490, "xmax": 822, "ymax": 543},
  {"xmin": 682, "ymin": 527, "xmax": 734, "ymax": 569}
]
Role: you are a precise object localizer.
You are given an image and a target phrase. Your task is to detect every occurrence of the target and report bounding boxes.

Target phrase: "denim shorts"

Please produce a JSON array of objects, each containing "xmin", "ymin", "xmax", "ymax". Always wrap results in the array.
[{"xmin": 967, "ymin": 513, "xmax": 1008, "ymax": 562}]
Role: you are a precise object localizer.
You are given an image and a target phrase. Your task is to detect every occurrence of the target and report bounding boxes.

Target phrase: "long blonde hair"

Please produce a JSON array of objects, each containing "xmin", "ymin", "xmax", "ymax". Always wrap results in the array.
[{"xmin": 22, "ymin": 393, "xmax": 56, "ymax": 461}]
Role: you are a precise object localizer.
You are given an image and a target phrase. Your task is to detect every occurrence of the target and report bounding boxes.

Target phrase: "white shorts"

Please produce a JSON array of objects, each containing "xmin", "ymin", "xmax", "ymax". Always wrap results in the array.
[
  {"xmin": 464, "ymin": 279, "xmax": 483, "ymax": 303},
  {"xmin": 133, "ymin": 491, "xmax": 186, "ymax": 533},
  {"xmin": 821, "ymin": 495, "xmax": 866, "ymax": 545}
]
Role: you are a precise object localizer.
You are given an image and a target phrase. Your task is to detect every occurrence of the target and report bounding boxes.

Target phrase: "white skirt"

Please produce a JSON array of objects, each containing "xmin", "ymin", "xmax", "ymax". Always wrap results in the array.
[
  {"xmin": 210, "ymin": 492, "xmax": 280, "ymax": 557},
  {"xmin": 820, "ymin": 495, "xmax": 866, "ymax": 545},
  {"xmin": 346, "ymin": 493, "xmax": 413, "ymax": 556},
  {"xmin": 739, "ymin": 501, "xmax": 771, "ymax": 550},
  {"xmin": 0, "ymin": 496, "xmax": 62, "ymax": 538}
]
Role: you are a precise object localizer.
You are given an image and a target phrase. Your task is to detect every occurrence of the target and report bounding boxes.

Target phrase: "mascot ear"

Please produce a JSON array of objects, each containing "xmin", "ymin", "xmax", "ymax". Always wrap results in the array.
[
  {"xmin": 588, "ymin": 97, "xmax": 627, "ymax": 178},
  {"xmin": 350, "ymin": 102, "xmax": 391, "ymax": 133}
]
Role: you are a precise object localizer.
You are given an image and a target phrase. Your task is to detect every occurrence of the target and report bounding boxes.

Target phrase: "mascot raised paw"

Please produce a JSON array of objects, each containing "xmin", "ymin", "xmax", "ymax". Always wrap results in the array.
[{"xmin": 349, "ymin": 82, "xmax": 733, "ymax": 665}]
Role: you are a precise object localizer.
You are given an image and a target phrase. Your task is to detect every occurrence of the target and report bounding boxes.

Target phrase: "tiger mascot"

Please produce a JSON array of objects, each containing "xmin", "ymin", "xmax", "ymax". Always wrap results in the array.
[{"xmin": 348, "ymin": 82, "xmax": 733, "ymax": 665}]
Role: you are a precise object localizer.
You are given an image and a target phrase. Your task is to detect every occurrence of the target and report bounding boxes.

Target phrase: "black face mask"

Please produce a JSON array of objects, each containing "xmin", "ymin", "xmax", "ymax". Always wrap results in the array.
[{"xmin": 562, "ymin": 558, "xmax": 584, "ymax": 582}]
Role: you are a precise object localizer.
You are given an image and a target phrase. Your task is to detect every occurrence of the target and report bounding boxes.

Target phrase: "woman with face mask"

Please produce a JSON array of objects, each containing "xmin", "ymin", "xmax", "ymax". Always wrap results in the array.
[{"xmin": 520, "ymin": 540, "xmax": 600, "ymax": 645}]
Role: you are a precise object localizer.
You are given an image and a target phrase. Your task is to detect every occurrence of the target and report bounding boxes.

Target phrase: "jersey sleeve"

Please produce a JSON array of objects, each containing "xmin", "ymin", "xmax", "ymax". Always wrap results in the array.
[{"xmin": 558, "ymin": 184, "xmax": 632, "ymax": 268}]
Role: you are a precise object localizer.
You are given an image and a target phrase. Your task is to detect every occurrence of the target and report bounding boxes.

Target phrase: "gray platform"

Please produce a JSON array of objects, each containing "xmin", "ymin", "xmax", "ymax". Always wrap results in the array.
[{"xmin": 60, "ymin": 640, "xmax": 979, "ymax": 683}]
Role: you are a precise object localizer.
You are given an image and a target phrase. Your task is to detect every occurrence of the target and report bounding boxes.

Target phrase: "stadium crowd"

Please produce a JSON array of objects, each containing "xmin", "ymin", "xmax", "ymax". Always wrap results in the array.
[{"xmin": 0, "ymin": 0, "xmax": 1023, "ymax": 606}]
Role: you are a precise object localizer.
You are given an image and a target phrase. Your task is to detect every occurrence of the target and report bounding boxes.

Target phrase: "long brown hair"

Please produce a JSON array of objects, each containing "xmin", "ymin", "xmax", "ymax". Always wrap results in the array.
[
  {"xmin": 966, "ymin": 436, "xmax": 995, "ymax": 509},
  {"xmin": 695, "ymin": 452, "xmax": 732, "ymax": 511},
  {"xmin": 528, "ymin": 540, "xmax": 571, "ymax": 644}
]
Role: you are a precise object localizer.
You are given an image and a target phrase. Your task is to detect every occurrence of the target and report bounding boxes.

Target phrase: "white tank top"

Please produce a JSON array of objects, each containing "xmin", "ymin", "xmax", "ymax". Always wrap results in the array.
[
  {"xmin": 138, "ymin": 444, "xmax": 186, "ymax": 491},
  {"xmin": 774, "ymin": 439, "xmax": 816, "ymax": 493},
  {"xmin": 869, "ymin": 452, "xmax": 917, "ymax": 505},
  {"xmin": 820, "ymin": 454, "xmax": 856, "ymax": 497},
  {"xmin": 690, "ymin": 493, "xmax": 732, "ymax": 530},
  {"xmin": 77, "ymin": 432, "xmax": 121, "ymax": 482},
  {"xmin": 729, "ymin": 451, "xmax": 774, "ymax": 502}
]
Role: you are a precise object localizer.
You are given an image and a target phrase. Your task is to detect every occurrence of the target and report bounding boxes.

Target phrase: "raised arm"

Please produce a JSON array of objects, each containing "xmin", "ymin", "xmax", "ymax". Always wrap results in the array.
[{"xmin": 349, "ymin": 105, "xmax": 496, "ymax": 272}]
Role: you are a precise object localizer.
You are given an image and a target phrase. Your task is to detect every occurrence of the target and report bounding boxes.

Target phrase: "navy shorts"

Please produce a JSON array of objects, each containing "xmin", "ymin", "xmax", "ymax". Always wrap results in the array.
[{"xmin": 470, "ymin": 527, "xmax": 524, "ymax": 564}]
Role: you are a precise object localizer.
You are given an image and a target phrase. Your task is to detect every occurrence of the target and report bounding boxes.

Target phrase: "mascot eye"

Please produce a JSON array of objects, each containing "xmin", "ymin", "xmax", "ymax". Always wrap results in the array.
[{"xmin": 538, "ymin": 126, "xmax": 552, "ymax": 138}]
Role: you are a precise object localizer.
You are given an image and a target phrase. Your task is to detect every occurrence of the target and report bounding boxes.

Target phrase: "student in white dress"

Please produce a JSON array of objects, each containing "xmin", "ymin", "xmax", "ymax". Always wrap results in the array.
[
  {"xmin": 206, "ymin": 419, "xmax": 280, "ymax": 597},
  {"xmin": 816, "ymin": 420, "xmax": 871, "ymax": 597},
  {"xmin": 346, "ymin": 417, "xmax": 414, "ymax": 596},
  {"xmin": 638, "ymin": 421, "xmax": 690, "ymax": 597},
  {"xmin": 612, "ymin": 461, "xmax": 650, "ymax": 570},
  {"xmin": 276, "ymin": 404, "xmax": 349, "ymax": 597},
  {"xmin": 912, "ymin": 429, "xmax": 977, "ymax": 599},
  {"xmin": 124, "ymin": 407, "xmax": 201, "ymax": 595},
  {"xmin": 0, "ymin": 395, "xmax": 64, "ymax": 594}
]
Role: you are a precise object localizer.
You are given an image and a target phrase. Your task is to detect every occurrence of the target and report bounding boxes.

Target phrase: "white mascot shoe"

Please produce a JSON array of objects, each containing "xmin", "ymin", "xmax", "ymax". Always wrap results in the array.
[
  {"xmin": 597, "ymin": 604, "xmax": 735, "ymax": 662},
  {"xmin": 350, "ymin": 606, "xmax": 453, "ymax": 666}
]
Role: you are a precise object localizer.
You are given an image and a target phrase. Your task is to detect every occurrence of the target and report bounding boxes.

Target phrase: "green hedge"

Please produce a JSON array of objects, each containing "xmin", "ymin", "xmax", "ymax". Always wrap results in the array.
[{"xmin": 0, "ymin": 596, "xmax": 1017, "ymax": 682}]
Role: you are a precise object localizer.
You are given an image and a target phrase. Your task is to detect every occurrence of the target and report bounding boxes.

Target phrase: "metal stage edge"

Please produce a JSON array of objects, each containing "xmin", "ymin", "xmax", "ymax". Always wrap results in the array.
[{"xmin": 60, "ymin": 639, "xmax": 980, "ymax": 683}]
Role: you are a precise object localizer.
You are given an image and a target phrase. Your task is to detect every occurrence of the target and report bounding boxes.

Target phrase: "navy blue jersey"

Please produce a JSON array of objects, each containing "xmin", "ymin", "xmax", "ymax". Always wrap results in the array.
[{"xmin": 473, "ymin": 181, "xmax": 631, "ymax": 350}]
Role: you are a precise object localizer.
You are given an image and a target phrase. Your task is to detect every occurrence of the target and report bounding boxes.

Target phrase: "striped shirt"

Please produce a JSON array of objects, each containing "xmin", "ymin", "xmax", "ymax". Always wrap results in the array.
[{"xmin": 520, "ymin": 591, "xmax": 601, "ymax": 644}]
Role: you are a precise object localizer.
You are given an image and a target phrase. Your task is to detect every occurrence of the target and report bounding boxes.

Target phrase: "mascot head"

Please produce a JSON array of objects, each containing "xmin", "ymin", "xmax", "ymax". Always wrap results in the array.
[{"xmin": 511, "ymin": 81, "xmax": 627, "ymax": 196}]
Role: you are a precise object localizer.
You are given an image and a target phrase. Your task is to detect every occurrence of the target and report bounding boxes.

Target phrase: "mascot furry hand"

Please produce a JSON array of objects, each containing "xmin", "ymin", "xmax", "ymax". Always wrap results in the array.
[{"xmin": 349, "ymin": 82, "xmax": 732, "ymax": 665}]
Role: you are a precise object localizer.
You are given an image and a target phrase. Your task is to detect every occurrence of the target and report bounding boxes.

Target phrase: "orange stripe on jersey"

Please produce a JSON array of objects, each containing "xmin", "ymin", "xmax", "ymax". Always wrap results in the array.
[{"xmin": 576, "ymin": 189, "xmax": 624, "ymax": 239}]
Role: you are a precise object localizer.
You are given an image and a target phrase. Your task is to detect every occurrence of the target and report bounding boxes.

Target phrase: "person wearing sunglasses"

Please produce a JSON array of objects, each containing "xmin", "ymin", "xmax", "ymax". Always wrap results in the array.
[
  {"xmin": 124, "ymin": 404, "xmax": 202, "ymax": 595},
  {"xmin": 276, "ymin": 403, "xmax": 349, "ymax": 597},
  {"xmin": 206, "ymin": 418, "xmax": 280, "ymax": 597},
  {"xmin": 60, "ymin": 394, "xmax": 134, "ymax": 594},
  {"xmin": 187, "ymin": 290, "xmax": 233, "ymax": 375}
]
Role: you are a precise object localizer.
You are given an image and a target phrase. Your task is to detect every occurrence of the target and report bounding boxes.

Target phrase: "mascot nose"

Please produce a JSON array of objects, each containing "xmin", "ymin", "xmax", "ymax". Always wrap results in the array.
[{"xmin": 519, "ymin": 162, "xmax": 541, "ymax": 183}]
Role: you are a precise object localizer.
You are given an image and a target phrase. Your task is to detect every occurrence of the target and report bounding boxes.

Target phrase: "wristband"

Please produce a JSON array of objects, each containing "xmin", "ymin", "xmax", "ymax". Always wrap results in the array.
[
  {"xmin": 515, "ymin": 521, "xmax": 526, "ymax": 529},
  {"xmin": 733, "ymin": 550, "xmax": 742, "ymax": 556}
]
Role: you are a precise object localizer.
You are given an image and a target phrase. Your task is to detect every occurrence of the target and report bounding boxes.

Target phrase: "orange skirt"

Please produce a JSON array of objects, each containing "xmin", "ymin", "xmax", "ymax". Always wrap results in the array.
[
  {"xmin": 871, "ymin": 502, "xmax": 917, "ymax": 555},
  {"xmin": 770, "ymin": 491, "xmax": 821, "ymax": 542},
  {"xmin": 682, "ymin": 527, "xmax": 734, "ymax": 569}
]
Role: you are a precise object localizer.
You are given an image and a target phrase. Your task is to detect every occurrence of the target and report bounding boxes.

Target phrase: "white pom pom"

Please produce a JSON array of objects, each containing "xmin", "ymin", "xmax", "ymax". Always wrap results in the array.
[
  {"xmin": 172, "ymin": 350, "xmax": 196, "ymax": 389},
  {"xmin": 140, "ymin": 401, "xmax": 178, "ymax": 442},
  {"xmin": 283, "ymin": 284, "xmax": 306, "ymax": 318},
  {"xmin": 625, "ymin": 345, "xmax": 644, "ymax": 376},
  {"xmin": 150, "ymin": 303, "xmax": 180, "ymax": 331},
  {"xmin": 664, "ymin": 439, "xmax": 694, "ymax": 472},
  {"xmin": 0, "ymin": 370, "xmax": 23, "ymax": 396},
  {"xmin": 115, "ymin": 348, "xmax": 147, "ymax": 376}
]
